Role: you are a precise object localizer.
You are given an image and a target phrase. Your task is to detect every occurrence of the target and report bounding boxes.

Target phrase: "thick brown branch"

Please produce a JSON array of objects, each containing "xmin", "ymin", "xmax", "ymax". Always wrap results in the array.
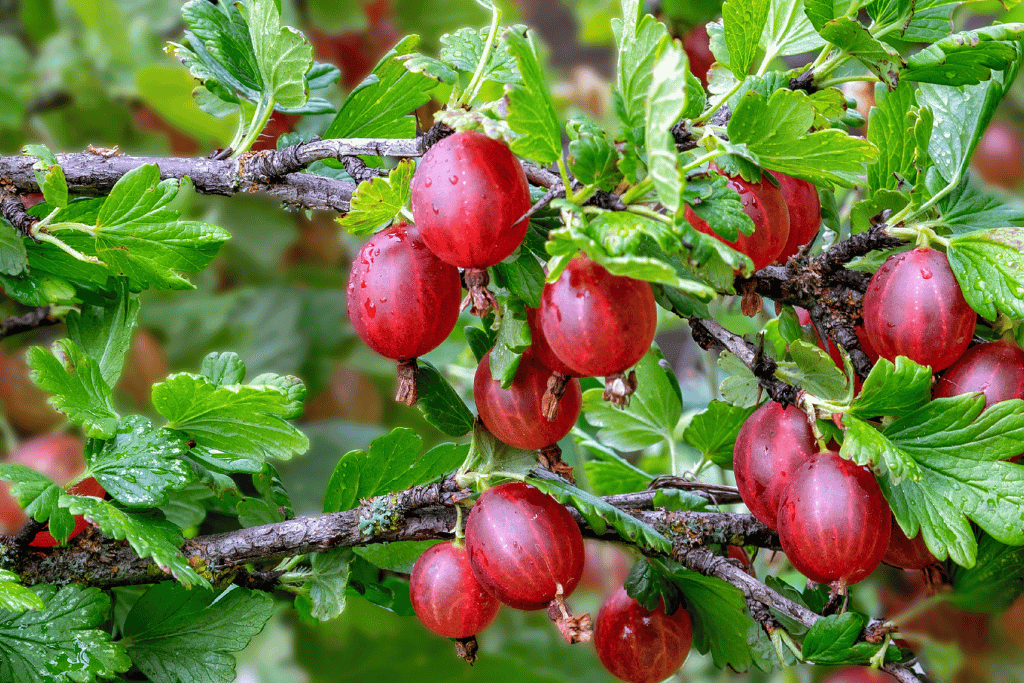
[
  {"xmin": 0, "ymin": 307, "xmax": 58, "ymax": 340},
  {"xmin": 241, "ymin": 137, "xmax": 426, "ymax": 179}
]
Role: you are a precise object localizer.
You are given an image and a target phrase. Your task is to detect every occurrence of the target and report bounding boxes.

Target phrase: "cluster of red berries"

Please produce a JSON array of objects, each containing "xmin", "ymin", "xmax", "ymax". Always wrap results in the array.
[
  {"xmin": 346, "ymin": 130, "xmax": 658, "ymax": 414},
  {"xmin": 686, "ymin": 167, "xmax": 822, "ymax": 271},
  {"xmin": 409, "ymin": 482, "xmax": 693, "ymax": 682}
]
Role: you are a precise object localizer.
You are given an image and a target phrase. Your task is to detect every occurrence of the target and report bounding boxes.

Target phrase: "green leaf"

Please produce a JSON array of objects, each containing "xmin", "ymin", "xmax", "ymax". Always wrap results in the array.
[
  {"xmin": 26, "ymin": 340, "xmax": 119, "ymax": 439},
  {"xmin": 849, "ymin": 356, "xmax": 932, "ymax": 419},
  {"xmin": 577, "ymin": 432, "xmax": 653, "ymax": 495},
  {"xmin": 903, "ymin": 24, "xmax": 1024, "ymax": 86},
  {"xmin": 304, "ymin": 548, "xmax": 355, "ymax": 621},
  {"xmin": 644, "ymin": 38, "xmax": 688, "ymax": 212},
  {"xmin": 684, "ymin": 172, "xmax": 755, "ymax": 243},
  {"xmin": 200, "ymin": 351, "xmax": 246, "ymax": 385},
  {"xmin": 354, "ymin": 540, "xmax": 438, "ymax": 573},
  {"xmin": 614, "ymin": 11, "xmax": 669, "ymax": 130},
  {"xmin": 802, "ymin": 611, "xmax": 903, "ymax": 664},
  {"xmin": 722, "ymin": 0, "xmax": 770, "ymax": 77},
  {"xmin": 918, "ymin": 80, "xmax": 1002, "ymax": 184},
  {"xmin": 947, "ymin": 533, "xmax": 1024, "ymax": 613},
  {"xmin": 24, "ymin": 144, "xmax": 68, "ymax": 209},
  {"xmin": 64, "ymin": 281, "xmax": 139, "ymax": 390},
  {"xmin": 337, "ymin": 160, "xmax": 415, "ymax": 236},
  {"xmin": 784, "ymin": 339, "xmax": 848, "ymax": 399},
  {"xmin": 91, "ymin": 165, "xmax": 229, "ymax": 291},
  {"xmin": 0, "ymin": 584, "xmax": 130, "ymax": 683},
  {"xmin": 121, "ymin": 583, "xmax": 274, "ymax": 683},
  {"xmin": 152, "ymin": 372, "xmax": 309, "ymax": 462},
  {"xmin": 582, "ymin": 346, "xmax": 682, "ymax": 451},
  {"xmin": 659, "ymin": 559, "xmax": 757, "ymax": 670},
  {"xmin": 0, "ymin": 220, "xmax": 28, "ymax": 276},
  {"xmin": 682, "ymin": 401, "xmax": 756, "ymax": 468},
  {"xmin": 727, "ymin": 89, "xmax": 878, "ymax": 187},
  {"xmin": 762, "ymin": 0, "xmax": 825, "ymax": 60},
  {"xmin": 238, "ymin": 0, "xmax": 313, "ymax": 108},
  {"xmin": 0, "ymin": 464, "xmax": 73, "ymax": 540},
  {"xmin": 818, "ymin": 16, "xmax": 904, "ymax": 88},
  {"xmin": 842, "ymin": 414, "xmax": 922, "ymax": 482},
  {"xmin": 503, "ymin": 29, "xmax": 561, "ymax": 164},
  {"xmin": 624, "ymin": 558, "xmax": 687, "ymax": 613},
  {"xmin": 414, "ymin": 361, "xmax": 475, "ymax": 437},
  {"xmin": 567, "ymin": 118, "xmax": 621, "ymax": 192},
  {"xmin": 64, "ymin": 496, "xmax": 207, "ymax": 587},
  {"xmin": 489, "ymin": 301, "xmax": 531, "ymax": 388},
  {"xmin": 438, "ymin": 26, "xmax": 521, "ymax": 85},
  {"xmin": 491, "ymin": 248, "xmax": 545, "ymax": 308},
  {"xmin": 0, "ymin": 571, "xmax": 44, "ymax": 613},
  {"xmin": 947, "ymin": 228, "xmax": 1024, "ymax": 321},
  {"xmin": 872, "ymin": 396, "xmax": 1024, "ymax": 567},
  {"xmin": 323, "ymin": 428, "xmax": 466, "ymax": 513},
  {"xmin": 866, "ymin": 80, "xmax": 921, "ymax": 193},
  {"xmin": 325, "ymin": 35, "xmax": 437, "ymax": 140},
  {"xmin": 938, "ymin": 175, "xmax": 1024, "ymax": 235},
  {"xmin": 85, "ymin": 416, "xmax": 193, "ymax": 508},
  {"xmin": 529, "ymin": 469, "xmax": 672, "ymax": 554}
]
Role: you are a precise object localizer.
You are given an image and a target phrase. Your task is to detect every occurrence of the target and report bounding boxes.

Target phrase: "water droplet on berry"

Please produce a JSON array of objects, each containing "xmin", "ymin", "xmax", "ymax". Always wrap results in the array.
[
  {"xmin": 363, "ymin": 300, "xmax": 376, "ymax": 319},
  {"xmin": 449, "ymin": 174, "xmax": 459, "ymax": 185},
  {"xmin": 424, "ymin": 177, "xmax": 432, "ymax": 187},
  {"xmin": 431, "ymin": 203, "xmax": 440, "ymax": 215},
  {"xmin": 920, "ymin": 268, "xmax": 932, "ymax": 279}
]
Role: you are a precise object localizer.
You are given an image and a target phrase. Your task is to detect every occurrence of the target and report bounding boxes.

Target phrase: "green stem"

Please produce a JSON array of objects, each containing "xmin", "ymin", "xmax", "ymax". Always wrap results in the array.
[
  {"xmin": 232, "ymin": 96, "xmax": 275, "ymax": 158},
  {"xmin": 44, "ymin": 221, "xmax": 97, "ymax": 237},
  {"xmin": 693, "ymin": 79, "xmax": 745, "ymax": 126},
  {"xmin": 557, "ymin": 158, "xmax": 577, "ymax": 203},
  {"xmin": 680, "ymin": 149, "xmax": 726, "ymax": 174},
  {"xmin": 817, "ymin": 74, "xmax": 880, "ymax": 89},
  {"xmin": 460, "ymin": 3, "xmax": 502, "ymax": 106},
  {"xmin": 619, "ymin": 176, "xmax": 654, "ymax": 205},
  {"xmin": 667, "ymin": 437, "xmax": 680, "ymax": 477},
  {"xmin": 626, "ymin": 205, "xmax": 671, "ymax": 223},
  {"xmin": 33, "ymin": 232, "xmax": 105, "ymax": 265}
]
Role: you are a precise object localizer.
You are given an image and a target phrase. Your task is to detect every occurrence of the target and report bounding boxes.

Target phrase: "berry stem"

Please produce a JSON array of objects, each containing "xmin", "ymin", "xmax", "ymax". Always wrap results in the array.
[{"xmin": 460, "ymin": 3, "xmax": 502, "ymax": 107}]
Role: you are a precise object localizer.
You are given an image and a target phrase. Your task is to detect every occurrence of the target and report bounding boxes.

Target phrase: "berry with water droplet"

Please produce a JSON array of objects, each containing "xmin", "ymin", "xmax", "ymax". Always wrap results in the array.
[
  {"xmin": 594, "ymin": 586, "xmax": 693, "ymax": 683},
  {"xmin": 863, "ymin": 247, "xmax": 976, "ymax": 371},
  {"xmin": 346, "ymin": 223, "xmax": 462, "ymax": 404}
]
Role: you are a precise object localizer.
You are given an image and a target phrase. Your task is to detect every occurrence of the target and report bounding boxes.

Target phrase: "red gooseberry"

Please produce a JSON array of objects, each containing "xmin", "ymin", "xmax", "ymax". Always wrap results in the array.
[
  {"xmin": 685, "ymin": 168, "xmax": 790, "ymax": 272},
  {"xmin": 29, "ymin": 477, "xmax": 106, "ymax": 548},
  {"xmin": 732, "ymin": 401, "xmax": 818, "ymax": 530},
  {"xmin": 594, "ymin": 586, "xmax": 693, "ymax": 683},
  {"xmin": 464, "ymin": 482, "xmax": 585, "ymax": 611},
  {"xmin": 346, "ymin": 223, "xmax": 462, "ymax": 404},
  {"xmin": 769, "ymin": 171, "xmax": 821, "ymax": 263},
  {"xmin": 862, "ymin": 247, "xmax": 976, "ymax": 372},
  {"xmin": 882, "ymin": 520, "xmax": 938, "ymax": 571},
  {"xmin": 538, "ymin": 255, "xmax": 657, "ymax": 405},
  {"xmin": 409, "ymin": 541, "xmax": 501, "ymax": 639},
  {"xmin": 971, "ymin": 119, "xmax": 1024, "ymax": 190},
  {"xmin": 776, "ymin": 451, "xmax": 892, "ymax": 586},
  {"xmin": 474, "ymin": 350, "xmax": 582, "ymax": 451},
  {"xmin": 0, "ymin": 434, "xmax": 85, "ymax": 534}
]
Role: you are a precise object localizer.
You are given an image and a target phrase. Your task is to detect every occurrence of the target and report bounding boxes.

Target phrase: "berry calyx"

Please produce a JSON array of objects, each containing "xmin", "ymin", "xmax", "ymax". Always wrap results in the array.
[
  {"xmin": 346, "ymin": 223, "xmax": 462, "ymax": 405},
  {"xmin": 732, "ymin": 401, "xmax": 818, "ymax": 530},
  {"xmin": 409, "ymin": 541, "xmax": 501, "ymax": 639},
  {"xmin": 863, "ymin": 247, "xmax": 976, "ymax": 372},
  {"xmin": 685, "ymin": 168, "xmax": 790, "ymax": 272},
  {"xmin": 538, "ymin": 255, "xmax": 657, "ymax": 406},
  {"xmin": 769, "ymin": 171, "xmax": 821, "ymax": 263},
  {"xmin": 776, "ymin": 451, "xmax": 892, "ymax": 586},
  {"xmin": 526, "ymin": 306, "xmax": 580, "ymax": 421},
  {"xmin": 465, "ymin": 482, "xmax": 586, "ymax": 612},
  {"xmin": 594, "ymin": 586, "xmax": 693, "ymax": 683},
  {"xmin": 410, "ymin": 130, "xmax": 532, "ymax": 316},
  {"xmin": 474, "ymin": 350, "xmax": 582, "ymax": 451}
]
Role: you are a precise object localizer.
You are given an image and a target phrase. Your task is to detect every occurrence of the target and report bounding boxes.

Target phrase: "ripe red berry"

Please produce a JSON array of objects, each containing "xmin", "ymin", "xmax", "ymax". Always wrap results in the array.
[
  {"xmin": 474, "ymin": 351, "xmax": 582, "ymax": 450},
  {"xmin": 538, "ymin": 255, "xmax": 657, "ymax": 404},
  {"xmin": 732, "ymin": 401, "xmax": 818, "ymax": 530},
  {"xmin": 594, "ymin": 586, "xmax": 693, "ymax": 683},
  {"xmin": 465, "ymin": 482, "xmax": 585, "ymax": 610},
  {"xmin": 776, "ymin": 451, "xmax": 892, "ymax": 586},
  {"xmin": 685, "ymin": 168, "xmax": 790, "ymax": 272},
  {"xmin": 29, "ymin": 477, "xmax": 106, "ymax": 548},
  {"xmin": 346, "ymin": 223, "xmax": 462, "ymax": 404},
  {"xmin": 769, "ymin": 171, "xmax": 820, "ymax": 263},
  {"xmin": 410, "ymin": 130, "xmax": 531, "ymax": 269},
  {"xmin": 863, "ymin": 247, "xmax": 976, "ymax": 372},
  {"xmin": 933, "ymin": 340, "xmax": 1024, "ymax": 407},
  {"xmin": 526, "ymin": 307, "xmax": 579, "ymax": 379},
  {"xmin": 882, "ymin": 520, "xmax": 938, "ymax": 571},
  {"xmin": 971, "ymin": 119, "xmax": 1024, "ymax": 190},
  {"xmin": 409, "ymin": 541, "xmax": 501, "ymax": 638}
]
